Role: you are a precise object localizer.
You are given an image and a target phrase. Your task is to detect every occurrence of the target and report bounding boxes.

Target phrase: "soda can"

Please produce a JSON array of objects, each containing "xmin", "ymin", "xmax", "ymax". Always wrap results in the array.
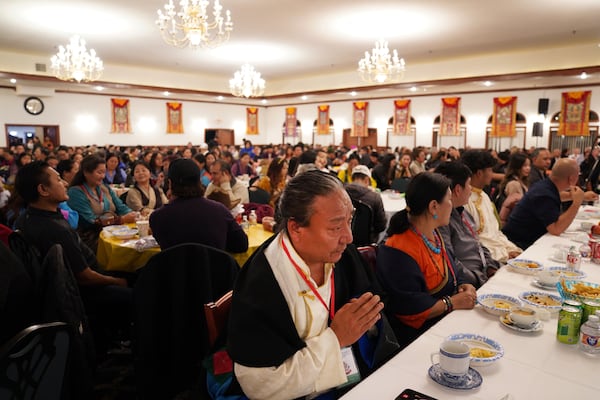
[
  {"xmin": 582, "ymin": 300, "xmax": 600, "ymax": 323},
  {"xmin": 566, "ymin": 247, "xmax": 581, "ymax": 270},
  {"xmin": 557, "ymin": 306, "xmax": 582, "ymax": 344},
  {"xmin": 590, "ymin": 238, "xmax": 600, "ymax": 264},
  {"xmin": 562, "ymin": 299, "xmax": 583, "ymax": 310}
]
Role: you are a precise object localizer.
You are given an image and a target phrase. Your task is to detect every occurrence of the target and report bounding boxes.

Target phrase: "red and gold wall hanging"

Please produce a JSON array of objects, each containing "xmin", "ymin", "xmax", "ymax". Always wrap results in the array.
[
  {"xmin": 490, "ymin": 96, "xmax": 517, "ymax": 137},
  {"xmin": 393, "ymin": 99, "xmax": 411, "ymax": 135},
  {"xmin": 559, "ymin": 91, "xmax": 592, "ymax": 136},
  {"xmin": 352, "ymin": 101, "xmax": 369, "ymax": 137},
  {"xmin": 111, "ymin": 98, "xmax": 130, "ymax": 133},
  {"xmin": 317, "ymin": 105, "xmax": 330, "ymax": 135},
  {"xmin": 166, "ymin": 102, "xmax": 184, "ymax": 133},
  {"xmin": 246, "ymin": 107, "xmax": 259, "ymax": 135},
  {"xmin": 284, "ymin": 107, "xmax": 297, "ymax": 138},
  {"xmin": 440, "ymin": 97, "xmax": 461, "ymax": 136}
]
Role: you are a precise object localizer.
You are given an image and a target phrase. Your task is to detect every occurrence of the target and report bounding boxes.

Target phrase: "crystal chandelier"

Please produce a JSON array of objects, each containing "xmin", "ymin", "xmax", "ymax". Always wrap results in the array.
[
  {"xmin": 50, "ymin": 35, "xmax": 103, "ymax": 82},
  {"xmin": 229, "ymin": 64, "xmax": 265, "ymax": 98},
  {"xmin": 358, "ymin": 39, "xmax": 405, "ymax": 83},
  {"xmin": 156, "ymin": 0, "xmax": 233, "ymax": 49}
]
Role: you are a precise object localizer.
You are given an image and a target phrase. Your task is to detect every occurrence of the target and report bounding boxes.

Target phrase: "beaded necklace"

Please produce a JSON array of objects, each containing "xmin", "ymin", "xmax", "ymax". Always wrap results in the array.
[{"xmin": 410, "ymin": 225, "xmax": 441, "ymax": 254}]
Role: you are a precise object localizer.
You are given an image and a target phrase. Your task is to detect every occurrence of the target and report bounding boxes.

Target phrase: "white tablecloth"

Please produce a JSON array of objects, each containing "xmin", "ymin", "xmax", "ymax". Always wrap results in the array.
[
  {"xmin": 379, "ymin": 191, "xmax": 407, "ymax": 241},
  {"xmin": 342, "ymin": 213, "xmax": 600, "ymax": 400}
]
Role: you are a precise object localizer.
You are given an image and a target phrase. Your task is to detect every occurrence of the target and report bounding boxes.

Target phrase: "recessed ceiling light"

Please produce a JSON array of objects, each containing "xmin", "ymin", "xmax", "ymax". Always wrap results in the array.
[
  {"xmin": 261, "ymin": 99, "xmax": 267, "ymax": 104},
  {"xmin": 217, "ymin": 95, "xmax": 224, "ymax": 101},
  {"xmin": 483, "ymin": 81, "xmax": 493, "ymax": 87},
  {"xmin": 301, "ymin": 95, "xmax": 308, "ymax": 101},
  {"xmin": 163, "ymin": 91, "xmax": 170, "ymax": 96},
  {"xmin": 410, "ymin": 86, "xmax": 417, "ymax": 92},
  {"xmin": 580, "ymin": 72, "xmax": 588, "ymax": 80},
  {"xmin": 95, "ymin": 86, "xmax": 104, "ymax": 91},
  {"xmin": 9, "ymin": 78, "xmax": 16, "ymax": 84},
  {"xmin": 350, "ymin": 91, "xmax": 357, "ymax": 97}
]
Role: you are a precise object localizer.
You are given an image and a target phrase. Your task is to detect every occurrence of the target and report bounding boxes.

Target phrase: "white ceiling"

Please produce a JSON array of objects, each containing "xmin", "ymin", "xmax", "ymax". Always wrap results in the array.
[{"xmin": 0, "ymin": 0, "xmax": 599, "ymax": 106}]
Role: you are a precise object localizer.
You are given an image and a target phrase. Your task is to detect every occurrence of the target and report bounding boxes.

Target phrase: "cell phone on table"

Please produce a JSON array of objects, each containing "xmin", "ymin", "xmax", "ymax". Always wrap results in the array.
[{"xmin": 395, "ymin": 388, "xmax": 438, "ymax": 400}]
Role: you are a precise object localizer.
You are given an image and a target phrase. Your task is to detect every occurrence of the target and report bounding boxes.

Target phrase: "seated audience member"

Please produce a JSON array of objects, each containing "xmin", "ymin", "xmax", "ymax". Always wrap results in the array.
[
  {"xmin": 228, "ymin": 170, "xmax": 398, "ymax": 399},
  {"xmin": 253, "ymin": 157, "xmax": 288, "ymax": 208},
  {"xmin": 14, "ymin": 162, "xmax": 132, "ymax": 348},
  {"xmin": 496, "ymin": 152, "xmax": 531, "ymax": 227},
  {"xmin": 528, "ymin": 147, "xmax": 551, "ymax": 186},
  {"xmin": 395, "ymin": 153, "xmax": 413, "ymax": 179},
  {"xmin": 192, "ymin": 153, "xmax": 212, "ymax": 188},
  {"xmin": 376, "ymin": 172, "xmax": 477, "ymax": 349},
  {"xmin": 205, "ymin": 159, "xmax": 249, "ymax": 208},
  {"xmin": 294, "ymin": 149, "xmax": 318, "ymax": 176},
  {"xmin": 437, "ymin": 162, "xmax": 500, "ymax": 288},
  {"xmin": 125, "ymin": 161, "xmax": 168, "ymax": 216},
  {"xmin": 502, "ymin": 158, "xmax": 585, "ymax": 249},
  {"xmin": 231, "ymin": 152, "xmax": 256, "ymax": 178},
  {"xmin": 460, "ymin": 150, "xmax": 522, "ymax": 263},
  {"xmin": 103, "ymin": 152, "xmax": 127, "ymax": 185},
  {"xmin": 345, "ymin": 165, "xmax": 386, "ymax": 243},
  {"xmin": 409, "ymin": 147, "xmax": 426, "ymax": 176},
  {"xmin": 67, "ymin": 154, "xmax": 137, "ymax": 251},
  {"xmin": 150, "ymin": 158, "xmax": 248, "ymax": 252},
  {"xmin": 372, "ymin": 154, "xmax": 396, "ymax": 191},
  {"xmin": 56, "ymin": 159, "xmax": 79, "ymax": 185}
]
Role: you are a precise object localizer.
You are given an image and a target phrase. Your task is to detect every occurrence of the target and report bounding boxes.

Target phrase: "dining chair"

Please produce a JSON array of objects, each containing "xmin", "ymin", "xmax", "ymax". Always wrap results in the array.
[
  {"xmin": 357, "ymin": 244, "xmax": 378, "ymax": 274},
  {"xmin": 390, "ymin": 177, "xmax": 411, "ymax": 193},
  {"xmin": 0, "ymin": 322, "xmax": 70, "ymax": 400},
  {"xmin": 133, "ymin": 243, "xmax": 239, "ymax": 400},
  {"xmin": 248, "ymin": 186, "xmax": 270, "ymax": 204},
  {"xmin": 204, "ymin": 290, "xmax": 233, "ymax": 350},
  {"xmin": 350, "ymin": 198, "xmax": 374, "ymax": 247}
]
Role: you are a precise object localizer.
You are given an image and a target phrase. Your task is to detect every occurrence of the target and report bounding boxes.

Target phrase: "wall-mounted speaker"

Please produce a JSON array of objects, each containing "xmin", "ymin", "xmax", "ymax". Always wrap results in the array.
[
  {"xmin": 538, "ymin": 98, "xmax": 549, "ymax": 115},
  {"xmin": 532, "ymin": 122, "xmax": 543, "ymax": 137}
]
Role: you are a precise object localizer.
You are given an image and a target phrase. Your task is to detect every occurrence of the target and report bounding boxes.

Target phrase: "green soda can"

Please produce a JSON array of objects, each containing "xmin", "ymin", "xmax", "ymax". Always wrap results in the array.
[
  {"xmin": 582, "ymin": 300, "xmax": 600, "ymax": 324},
  {"xmin": 557, "ymin": 306, "xmax": 582, "ymax": 344},
  {"xmin": 562, "ymin": 299, "xmax": 582, "ymax": 310}
]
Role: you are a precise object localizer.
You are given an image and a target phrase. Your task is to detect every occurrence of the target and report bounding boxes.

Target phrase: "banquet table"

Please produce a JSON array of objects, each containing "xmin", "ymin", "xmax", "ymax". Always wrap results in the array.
[
  {"xmin": 96, "ymin": 222, "xmax": 273, "ymax": 272},
  {"xmin": 379, "ymin": 190, "xmax": 407, "ymax": 241},
  {"xmin": 342, "ymin": 210, "xmax": 600, "ymax": 400}
]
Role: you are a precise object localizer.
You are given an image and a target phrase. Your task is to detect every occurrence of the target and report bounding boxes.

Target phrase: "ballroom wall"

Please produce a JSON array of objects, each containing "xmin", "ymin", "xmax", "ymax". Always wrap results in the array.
[{"xmin": 1, "ymin": 86, "xmax": 599, "ymax": 150}]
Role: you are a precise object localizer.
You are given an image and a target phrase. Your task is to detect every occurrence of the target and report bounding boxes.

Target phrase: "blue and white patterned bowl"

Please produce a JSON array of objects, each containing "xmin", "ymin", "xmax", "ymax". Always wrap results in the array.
[
  {"xmin": 477, "ymin": 293, "xmax": 522, "ymax": 315},
  {"xmin": 507, "ymin": 258, "xmax": 544, "ymax": 275},
  {"xmin": 446, "ymin": 333, "xmax": 504, "ymax": 367},
  {"xmin": 519, "ymin": 291, "xmax": 562, "ymax": 312}
]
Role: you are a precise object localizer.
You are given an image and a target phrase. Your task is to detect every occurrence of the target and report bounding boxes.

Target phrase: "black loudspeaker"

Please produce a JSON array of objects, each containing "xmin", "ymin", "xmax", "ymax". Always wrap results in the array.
[
  {"xmin": 538, "ymin": 98, "xmax": 549, "ymax": 115},
  {"xmin": 532, "ymin": 122, "xmax": 543, "ymax": 137}
]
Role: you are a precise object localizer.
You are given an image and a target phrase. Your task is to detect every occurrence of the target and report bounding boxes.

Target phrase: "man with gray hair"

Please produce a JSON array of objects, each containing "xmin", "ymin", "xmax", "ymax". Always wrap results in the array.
[{"xmin": 227, "ymin": 170, "xmax": 397, "ymax": 399}]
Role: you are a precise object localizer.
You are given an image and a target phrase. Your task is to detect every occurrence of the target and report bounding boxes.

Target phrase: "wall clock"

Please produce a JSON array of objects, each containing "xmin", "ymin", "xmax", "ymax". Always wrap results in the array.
[{"xmin": 24, "ymin": 96, "xmax": 44, "ymax": 115}]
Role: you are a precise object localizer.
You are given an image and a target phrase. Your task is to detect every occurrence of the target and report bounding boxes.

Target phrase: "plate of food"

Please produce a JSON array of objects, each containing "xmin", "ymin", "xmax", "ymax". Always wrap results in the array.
[
  {"xmin": 446, "ymin": 333, "xmax": 504, "ymax": 367},
  {"xmin": 519, "ymin": 291, "xmax": 562, "ymax": 312},
  {"xmin": 557, "ymin": 279, "xmax": 600, "ymax": 303},
  {"xmin": 547, "ymin": 266, "xmax": 586, "ymax": 280},
  {"xmin": 110, "ymin": 227, "xmax": 139, "ymax": 240},
  {"xmin": 507, "ymin": 259, "xmax": 543, "ymax": 275},
  {"xmin": 477, "ymin": 293, "xmax": 522, "ymax": 315}
]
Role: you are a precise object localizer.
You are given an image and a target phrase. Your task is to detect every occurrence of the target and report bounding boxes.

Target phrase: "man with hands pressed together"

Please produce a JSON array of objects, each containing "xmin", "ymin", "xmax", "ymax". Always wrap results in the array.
[{"xmin": 227, "ymin": 171, "xmax": 398, "ymax": 400}]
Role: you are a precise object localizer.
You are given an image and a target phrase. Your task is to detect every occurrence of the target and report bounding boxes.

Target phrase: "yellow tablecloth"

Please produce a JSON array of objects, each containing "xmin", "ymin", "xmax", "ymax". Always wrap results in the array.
[
  {"xmin": 232, "ymin": 224, "xmax": 274, "ymax": 266},
  {"xmin": 97, "ymin": 223, "xmax": 273, "ymax": 272},
  {"xmin": 97, "ymin": 230, "xmax": 160, "ymax": 272}
]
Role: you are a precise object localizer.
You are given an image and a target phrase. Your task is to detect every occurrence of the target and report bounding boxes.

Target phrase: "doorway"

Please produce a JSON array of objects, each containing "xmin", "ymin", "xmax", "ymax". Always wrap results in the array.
[{"xmin": 5, "ymin": 124, "xmax": 60, "ymax": 148}]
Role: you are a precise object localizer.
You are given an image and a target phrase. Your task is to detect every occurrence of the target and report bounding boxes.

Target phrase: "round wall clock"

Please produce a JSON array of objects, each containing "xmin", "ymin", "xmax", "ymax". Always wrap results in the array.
[{"xmin": 24, "ymin": 96, "xmax": 44, "ymax": 115}]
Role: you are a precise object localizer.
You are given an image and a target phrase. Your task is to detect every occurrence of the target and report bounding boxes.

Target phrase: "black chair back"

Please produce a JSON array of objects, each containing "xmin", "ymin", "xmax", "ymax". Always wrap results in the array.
[
  {"xmin": 390, "ymin": 178, "xmax": 411, "ymax": 193},
  {"xmin": 133, "ymin": 243, "xmax": 239, "ymax": 399},
  {"xmin": 0, "ymin": 322, "xmax": 70, "ymax": 400},
  {"xmin": 350, "ymin": 199, "xmax": 373, "ymax": 247},
  {"xmin": 248, "ymin": 186, "xmax": 270, "ymax": 204}
]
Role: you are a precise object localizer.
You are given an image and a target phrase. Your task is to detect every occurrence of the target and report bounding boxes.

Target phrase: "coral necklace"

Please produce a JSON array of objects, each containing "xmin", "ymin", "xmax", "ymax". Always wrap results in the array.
[{"xmin": 410, "ymin": 225, "xmax": 441, "ymax": 254}]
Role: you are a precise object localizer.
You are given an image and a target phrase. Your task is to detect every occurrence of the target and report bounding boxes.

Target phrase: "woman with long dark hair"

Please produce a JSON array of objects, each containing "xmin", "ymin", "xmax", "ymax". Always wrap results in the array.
[
  {"xmin": 253, "ymin": 157, "xmax": 288, "ymax": 207},
  {"xmin": 497, "ymin": 152, "xmax": 531, "ymax": 226}
]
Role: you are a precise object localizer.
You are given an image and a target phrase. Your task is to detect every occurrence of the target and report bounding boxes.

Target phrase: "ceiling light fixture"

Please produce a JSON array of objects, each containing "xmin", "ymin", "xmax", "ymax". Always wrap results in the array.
[
  {"xmin": 580, "ymin": 72, "xmax": 588, "ymax": 80},
  {"xmin": 358, "ymin": 39, "xmax": 405, "ymax": 84},
  {"xmin": 156, "ymin": 0, "xmax": 233, "ymax": 49},
  {"xmin": 229, "ymin": 64, "xmax": 265, "ymax": 98},
  {"xmin": 50, "ymin": 35, "xmax": 103, "ymax": 82}
]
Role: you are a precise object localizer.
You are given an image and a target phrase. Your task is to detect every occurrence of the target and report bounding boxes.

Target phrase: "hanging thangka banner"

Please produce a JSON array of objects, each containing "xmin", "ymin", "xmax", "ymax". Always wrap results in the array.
[
  {"xmin": 284, "ymin": 107, "xmax": 297, "ymax": 138},
  {"xmin": 317, "ymin": 105, "xmax": 330, "ymax": 135},
  {"xmin": 440, "ymin": 97, "xmax": 461, "ymax": 136},
  {"xmin": 559, "ymin": 91, "xmax": 592, "ymax": 136},
  {"xmin": 393, "ymin": 99, "xmax": 411, "ymax": 135},
  {"xmin": 246, "ymin": 107, "xmax": 259, "ymax": 135},
  {"xmin": 111, "ymin": 98, "xmax": 131, "ymax": 133},
  {"xmin": 166, "ymin": 102, "xmax": 184, "ymax": 133},
  {"xmin": 352, "ymin": 101, "xmax": 369, "ymax": 137},
  {"xmin": 490, "ymin": 96, "xmax": 517, "ymax": 137}
]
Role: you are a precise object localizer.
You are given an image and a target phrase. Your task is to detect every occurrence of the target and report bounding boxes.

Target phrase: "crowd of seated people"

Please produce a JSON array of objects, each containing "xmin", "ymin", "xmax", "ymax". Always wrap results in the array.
[{"xmin": 3, "ymin": 138, "xmax": 600, "ymax": 398}]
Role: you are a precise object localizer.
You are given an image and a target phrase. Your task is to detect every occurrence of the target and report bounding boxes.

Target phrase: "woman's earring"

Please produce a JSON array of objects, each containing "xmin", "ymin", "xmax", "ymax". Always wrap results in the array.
[{"xmin": 433, "ymin": 214, "xmax": 438, "ymax": 220}]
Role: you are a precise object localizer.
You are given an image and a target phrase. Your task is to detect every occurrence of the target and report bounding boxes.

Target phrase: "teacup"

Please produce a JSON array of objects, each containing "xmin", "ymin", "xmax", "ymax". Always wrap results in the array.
[
  {"xmin": 509, "ymin": 306, "xmax": 538, "ymax": 328},
  {"xmin": 553, "ymin": 249, "xmax": 567, "ymax": 262},
  {"xmin": 430, "ymin": 340, "xmax": 470, "ymax": 381},
  {"xmin": 136, "ymin": 220, "xmax": 150, "ymax": 237},
  {"xmin": 537, "ymin": 270, "xmax": 559, "ymax": 286}
]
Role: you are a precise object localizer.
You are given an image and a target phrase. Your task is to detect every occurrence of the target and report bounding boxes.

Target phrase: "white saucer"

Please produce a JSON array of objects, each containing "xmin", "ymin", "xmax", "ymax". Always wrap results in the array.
[
  {"xmin": 428, "ymin": 364, "xmax": 482, "ymax": 390},
  {"xmin": 500, "ymin": 314, "xmax": 543, "ymax": 333},
  {"xmin": 531, "ymin": 279, "xmax": 558, "ymax": 291}
]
